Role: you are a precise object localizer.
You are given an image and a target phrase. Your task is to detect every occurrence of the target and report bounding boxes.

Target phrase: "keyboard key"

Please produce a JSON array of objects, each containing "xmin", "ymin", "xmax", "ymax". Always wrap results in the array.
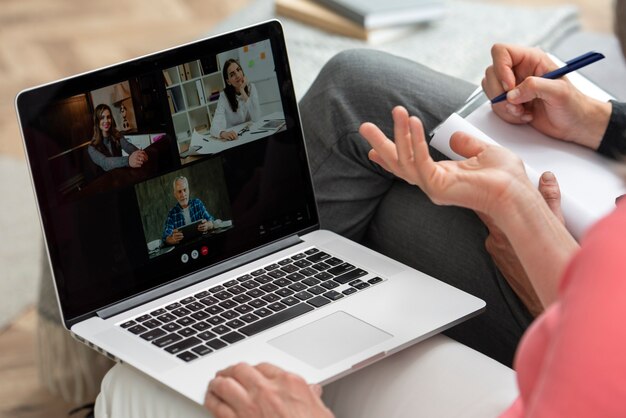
[
  {"xmin": 237, "ymin": 274, "xmax": 253, "ymax": 282},
  {"xmin": 199, "ymin": 296, "xmax": 219, "ymax": 307},
  {"xmin": 228, "ymin": 285, "xmax": 246, "ymax": 295},
  {"xmin": 265, "ymin": 263, "xmax": 280, "ymax": 271},
  {"xmin": 293, "ymin": 259, "xmax": 312, "ymax": 268},
  {"xmin": 177, "ymin": 351, "xmax": 198, "ymax": 362},
  {"xmin": 240, "ymin": 303, "xmax": 314, "ymax": 337},
  {"xmin": 246, "ymin": 288, "xmax": 264, "ymax": 298},
  {"xmin": 150, "ymin": 308, "xmax": 167, "ymax": 316},
  {"xmin": 262, "ymin": 293, "xmax": 280, "ymax": 303},
  {"xmin": 194, "ymin": 290, "xmax": 210, "ymax": 299},
  {"xmin": 240, "ymin": 313, "xmax": 259, "ymax": 323},
  {"xmin": 222, "ymin": 332, "xmax": 245, "ymax": 344},
  {"xmin": 142, "ymin": 319, "xmax": 163, "ymax": 329},
  {"xmin": 321, "ymin": 280, "xmax": 340, "ymax": 290},
  {"xmin": 162, "ymin": 322, "xmax": 182, "ymax": 332},
  {"xmin": 212, "ymin": 325, "xmax": 231, "ymax": 335},
  {"xmin": 307, "ymin": 296, "xmax": 331, "ymax": 308},
  {"xmin": 152, "ymin": 333, "xmax": 182, "ymax": 348},
  {"xmin": 205, "ymin": 305, "xmax": 224, "ymax": 315},
  {"xmin": 242, "ymin": 280, "xmax": 260, "ymax": 289},
  {"xmin": 327, "ymin": 263, "xmax": 356, "ymax": 276},
  {"xmin": 288, "ymin": 282, "xmax": 306, "ymax": 292},
  {"xmin": 139, "ymin": 328, "xmax": 166, "ymax": 341},
  {"xmin": 304, "ymin": 248, "xmax": 320, "ymax": 255},
  {"xmin": 120, "ymin": 320, "xmax": 136, "ymax": 329},
  {"xmin": 192, "ymin": 345, "xmax": 213, "ymax": 356},
  {"xmin": 325, "ymin": 257, "xmax": 343, "ymax": 266},
  {"xmin": 342, "ymin": 288, "xmax": 357, "ymax": 296},
  {"xmin": 268, "ymin": 302, "xmax": 287, "ymax": 312},
  {"xmin": 292, "ymin": 252, "xmax": 307, "ymax": 260},
  {"xmin": 249, "ymin": 299, "xmax": 267, "ymax": 308},
  {"xmin": 268, "ymin": 269, "xmax": 287, "ymax": 279},
  {"xmin": 214, "ymin": 291, "xmax": 233, "ymax": 301},
  {"xmin": 323, "ymin": 290, "xmax": 344, "ymax": 301},
  {"xmin": 210, "ymin": 285, "xmax": 225, "ymax": 293},
  {"xmin": 260, "ymin": 283, "xmax": 279, "ymax": 292},
  {"xmin": 178, "ymin": 327, "xmax": 197, "ymax": 337},
  {"xmin": 206, "ymin": 339, "xmax": 228, "ymax": 350},
  {"xmin": 278, "ymin": 258, "xmax": 292, "ymax": 266},
  {"xmin": 191, "ymin": 311, "xmax": 210, "ymax": 321},
  {"xmin": 281, "ymin": 296, "xmax": 299, "ymax": 306},
  {"xmin": 165, "ymin": 302, "xmax": 181, "ymax": 311},
  {"xmin": 254, "ymin": 275, "xmax": 273, "ymax": 284},
  {"xmin": 225, "ymin": 319, "xmax": 246, "ymax": 329},
  {"xmin": 314, "ymin": 272, "xmax": 333, "ymax": 281},
  {"xmin": 306, "ymin": 251, "xmax": 330, "ymax": 262},
  {"xmin": 273, "ymin": 278, "xmax": 292, "ymax": 287},
  {"xmin": 192, "ymin": 322, "xmax": 211, "ymax": 332},
  {"xmin": 334, "ymin": 268, "xmax": 368, "ymax": 284},
  {"xmin": 220, "ymin": 310, "xmax": 239, "ymax": 320},
  {"xmin": 368, "ymin": 277, "xmax": 383, "ymax": 285},
  {"xmin": 251, "ymin": 269, "xmax": 266, "ymax": 276},
  {"xmin": 302, "ymin": 277, "xmax": 321, "ymax": 287},
  {"xmin": 233, "ymin": 294, "xmax": 252, "ymax": 304},
  {"xmin": 224, "ymin": 279, "xmax": 238, "ymax": 287},
  {"xmin": 312, "ymin": 262, "xmax": 331, "ymax": 271},
  {"xmin": 280, "ymin": 264, "xmax": 299, "ymax": 273},
  {"xmin": 253, "ymin": 308, "xmax": 272, "ymax": 318},
  {"xmin": 165, "ymin": 336, "xmax": 202, "ymax": 354},
  {"xmin": 300, "ymin": 267, "xmax": 317, "ymax": 276},
  {"xmin": 186, "ymin": 302, "xmax": 205, "ymax": 312},
  {"xmin": 197, "ymin": 331, "xmax": 217, "ymax": 341},
  {"xmin": 286, "ymin": 272, "xmax": 305, "ymax": 281},
  {"xmin": 176, "ymin": 317, "xmax": 195, "ymax": 327},
  {"xmin": 180, "ymin": 296, "xmax": 195, "ymax": 304},
  {"xmin": 136, "ymin": 314, "xmax": 152, "ymax": 322},
  {"xmin": 219, "ymin": 300, "xmax": 238, "ymax": 310},
  {"xmin": 354, "ymin": 282, "xmax": 370, "ymax": 290},
  {"xmin": 208, "ymin": 316, "xmax": 226, "ymax": 325},
  {"xmin": 127, "ymin": 324, "xmax": 148, "ymax": 335},
  {"xmin": 308, "ymin": 286, "xmax": 326, "ymax": 295},
  {"xmin": 156, "ymin": 313, "xmax": 177, "ymax": 323},
  {"xmin": 234, "ymin": 305, "xmax": 254, "ymax": 314},
  {"xmin": 275, "ymin": 288, "xmax": 294, "ymax": 297},
  {"xmin": 295, "ymin": 291, "xmax": 313, "ymax": 301},
  {"xmin": 171, "ymin": 307, "xmax": 192, "ymax": 317}
]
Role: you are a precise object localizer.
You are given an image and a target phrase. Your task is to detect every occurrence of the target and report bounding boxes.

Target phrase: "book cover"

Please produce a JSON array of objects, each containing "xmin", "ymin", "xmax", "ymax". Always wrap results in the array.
[
  {"xmin": 275, "ymin": 0, "xmax": 423, "ymax": 43},
  {"xmin": 312, "ymin": 0, "xmax": 445, "ymax": 29},
  {"xmin": 195, "ymin": 80, "xmax": 206, "ymax": 105}
]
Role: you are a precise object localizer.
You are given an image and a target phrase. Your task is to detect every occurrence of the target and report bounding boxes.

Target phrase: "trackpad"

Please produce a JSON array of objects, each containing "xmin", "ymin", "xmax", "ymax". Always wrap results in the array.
[{"xmin": 269, "ymin": 311, "xmax": 393, "ymax": 369}]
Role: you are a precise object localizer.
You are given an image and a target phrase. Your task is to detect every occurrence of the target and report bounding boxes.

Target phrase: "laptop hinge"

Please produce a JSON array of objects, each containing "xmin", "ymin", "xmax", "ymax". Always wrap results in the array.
[{"xmin": 96, "ymin": 234, "xmax": 304, "ymax": 320}]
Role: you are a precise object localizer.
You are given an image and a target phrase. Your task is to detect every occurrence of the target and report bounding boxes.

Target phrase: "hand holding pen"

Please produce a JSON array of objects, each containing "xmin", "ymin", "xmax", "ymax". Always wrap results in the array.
[{"xmin": 482, "ymin": 44, "xmax": 611, "ymax": 150}]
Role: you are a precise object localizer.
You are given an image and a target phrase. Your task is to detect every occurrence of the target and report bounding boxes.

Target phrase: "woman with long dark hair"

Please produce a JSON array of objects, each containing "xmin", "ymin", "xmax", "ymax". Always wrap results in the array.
[
  {"xmin": 87, "ymin": 104, "xmax": 148, "ymax": 171},
  {"xmin": 209, "ymin": 59, "xmax": 261, "ymax": 140}
]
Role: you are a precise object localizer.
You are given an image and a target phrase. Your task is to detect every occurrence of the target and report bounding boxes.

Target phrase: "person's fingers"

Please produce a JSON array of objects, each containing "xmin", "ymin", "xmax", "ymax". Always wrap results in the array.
[
  {"xmin": 208, "ymin": 376, "xmax": 252, "ymax": 415},
  {"xmin": 483, "ymin": 65, "xmax": 509, "ymax": 102},
  {"xmin": 506, "ymin": 76, "xmax": 569, "ymax": 107},
  {"xmin": 392, "ymin": 106, "xmax": 414, "ymax": 168},
  {"xmin": 255, "ymin": 362, "xmax": 286, "ymax": 380},
  {"xmin": 407, "ymin": 116, "xmax": 430, "ymax": 168},
  {"xmin": 448, "ymin": 131, "xmax": 489, "ymax": 159},
  {"xmin": 538, "ymin": 171, "xmax": 565, "ymax": 224},
  {"xmin": 359, "ymin": 122, "xmax": 398, "ymax": 170},
  {"xmin": 310, "ymin": 384, "xmax": 323, "ymax": 398},
  {"xmin": 217, "ymin": 363, "xmax": 266, "ymax": 391},
  {"xmin": 490, "ymin": 44, "xmax": 517, "ymax": 92},
  {"xmin": 204, "ymin": 390, "xmax": 237, "ymax": 418}
]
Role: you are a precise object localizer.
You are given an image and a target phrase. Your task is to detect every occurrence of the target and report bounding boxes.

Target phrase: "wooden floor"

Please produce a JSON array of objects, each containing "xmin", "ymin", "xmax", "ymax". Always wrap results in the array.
[{"xmin": 0, "ymin": 0, "xmax": 614, "ymax": 417}]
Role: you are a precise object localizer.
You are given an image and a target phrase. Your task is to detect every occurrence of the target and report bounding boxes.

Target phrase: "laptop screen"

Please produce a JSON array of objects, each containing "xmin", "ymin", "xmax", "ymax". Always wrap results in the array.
[{"xmin": 16, "ymin": 21, "xmax": 318, "ymax": 325}]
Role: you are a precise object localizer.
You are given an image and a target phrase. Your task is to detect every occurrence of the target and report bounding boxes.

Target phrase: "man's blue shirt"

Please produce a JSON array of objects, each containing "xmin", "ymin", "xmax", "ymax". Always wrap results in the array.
[{"xmin": 162, "ymin": 198, "xmax": 214, "ymax": 241}]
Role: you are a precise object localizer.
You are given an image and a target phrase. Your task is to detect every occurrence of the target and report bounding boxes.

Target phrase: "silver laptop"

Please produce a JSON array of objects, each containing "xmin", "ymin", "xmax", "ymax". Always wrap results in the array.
[{"xmin": 16, "ymin": 20, "xmax": 484, "ymax": 404}]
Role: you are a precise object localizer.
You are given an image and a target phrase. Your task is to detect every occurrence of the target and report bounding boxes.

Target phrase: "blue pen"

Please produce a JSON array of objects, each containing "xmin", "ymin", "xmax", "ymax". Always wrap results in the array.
[{"xmin": 490, "ymin": 51, "xmax": 605, "ymax": 104}]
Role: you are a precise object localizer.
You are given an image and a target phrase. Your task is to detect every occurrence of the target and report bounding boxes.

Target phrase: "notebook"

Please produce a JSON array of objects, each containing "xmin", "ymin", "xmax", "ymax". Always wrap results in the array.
[{"xmin": 15, "ymin": 20, "xmax": 484, "ymax": 404}]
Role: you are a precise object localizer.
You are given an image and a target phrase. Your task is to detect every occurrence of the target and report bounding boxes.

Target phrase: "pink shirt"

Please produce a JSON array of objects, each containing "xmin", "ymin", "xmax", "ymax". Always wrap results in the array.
[{"xmin": 500, "ymin": 201, "xmax": 626, "ymax": 417}]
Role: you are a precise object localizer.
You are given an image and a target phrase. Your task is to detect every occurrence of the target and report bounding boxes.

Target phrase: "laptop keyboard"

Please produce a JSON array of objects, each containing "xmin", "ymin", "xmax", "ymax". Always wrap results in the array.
[{"xmin": 119, "ymin": 248, "xmax": 384, "ymax": 362}]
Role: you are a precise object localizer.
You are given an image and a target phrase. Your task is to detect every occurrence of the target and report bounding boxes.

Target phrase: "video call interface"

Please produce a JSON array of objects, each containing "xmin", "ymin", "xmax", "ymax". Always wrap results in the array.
[{"xmin": 20, "ymin": 33, "xmax": 317, "ymax": 320}]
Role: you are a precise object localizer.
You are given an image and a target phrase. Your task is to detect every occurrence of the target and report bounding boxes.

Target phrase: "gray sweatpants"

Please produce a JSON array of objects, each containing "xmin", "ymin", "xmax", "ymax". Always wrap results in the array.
[{"xmin": 299, "ymin": 49, "xmax": 533, "ymax": 367}]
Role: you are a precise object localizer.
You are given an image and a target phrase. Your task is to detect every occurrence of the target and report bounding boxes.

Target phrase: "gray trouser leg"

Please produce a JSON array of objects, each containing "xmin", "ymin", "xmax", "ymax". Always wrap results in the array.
[{"xmin": 299, "ymin": 49, "xmax": 533, "ymax": 366}]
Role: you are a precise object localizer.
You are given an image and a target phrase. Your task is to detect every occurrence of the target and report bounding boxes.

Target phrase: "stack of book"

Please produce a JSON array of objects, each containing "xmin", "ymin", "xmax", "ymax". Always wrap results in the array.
[{"xmin": 275, "ymin": 0, "xmax": 445, "ymax": 43}]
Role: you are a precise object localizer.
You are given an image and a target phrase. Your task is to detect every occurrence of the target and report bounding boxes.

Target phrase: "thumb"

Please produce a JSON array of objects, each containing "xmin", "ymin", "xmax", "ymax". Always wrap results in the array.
[
  {"xmin": 538, "ymin": 171, "xmax": 565, "ymax": 225},
  {"xmin": 449, "ymin": 131, "xmax": 489, "ymax": 159},
  {"xmin": 310, "ymin": 384, "xmax": 323, "ymax": 397},
  {"xmin": 507, "ymin": 76, "xmax": 568, "ymax": 105}
]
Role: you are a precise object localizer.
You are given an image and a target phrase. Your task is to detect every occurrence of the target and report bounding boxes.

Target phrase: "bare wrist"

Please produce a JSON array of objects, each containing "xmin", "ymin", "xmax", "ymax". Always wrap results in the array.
[{"xmin": 571, "ymin": 98, "xmax": 612, "ymax": 150}]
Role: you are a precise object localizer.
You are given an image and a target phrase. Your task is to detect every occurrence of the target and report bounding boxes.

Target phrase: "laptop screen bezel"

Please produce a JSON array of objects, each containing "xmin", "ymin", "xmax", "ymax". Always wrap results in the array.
[{"xmin": 16, "ymin": 20, "xmax": 321, "ymax": 328}]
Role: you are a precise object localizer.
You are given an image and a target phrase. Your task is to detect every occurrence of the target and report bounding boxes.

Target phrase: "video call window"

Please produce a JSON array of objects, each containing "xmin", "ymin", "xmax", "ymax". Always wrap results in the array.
[
  {"xmin": 135, "ymin": 157, "xmax": 233, "ymax": 259},
  {"xmin": 163, "ymin": 39, "xmax": 285, "ymax": 164},
  {"xmin": 31, "ymin": 75, "xmax": 177, "ymax": 200}
]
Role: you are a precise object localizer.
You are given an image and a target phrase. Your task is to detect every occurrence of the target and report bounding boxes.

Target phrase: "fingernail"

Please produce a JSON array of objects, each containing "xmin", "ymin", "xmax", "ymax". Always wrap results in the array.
[
  {"xmin": 521, "ymin": 114, "xmax": 533, "ymax": 122},
  {"xmin": 501, "ymin": 81, "xmax": 509, "ymax": 91},
  {"xmin": 505, "ymin": 103, "xmax": 519, "ymax": 115},
  {"xmin": 507, "ymin": 89, "xmax": 520, "ymax": 100},
  {"xmin": 541, "ymin": 171, "xmax": 556, "ymax": 183}
]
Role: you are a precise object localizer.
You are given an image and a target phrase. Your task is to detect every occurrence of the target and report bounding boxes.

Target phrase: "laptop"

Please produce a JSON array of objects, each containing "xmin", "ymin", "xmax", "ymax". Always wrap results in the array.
[{"xmin": 16, "ymin": 20, "xmax": 485, "ymax": 404}]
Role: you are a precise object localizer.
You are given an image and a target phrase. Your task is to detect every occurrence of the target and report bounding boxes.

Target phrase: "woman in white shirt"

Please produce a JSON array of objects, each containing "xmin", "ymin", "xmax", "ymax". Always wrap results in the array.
[{"xmin": 210, "ymin": 59, "xmax": 261, "ymax": 140}]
